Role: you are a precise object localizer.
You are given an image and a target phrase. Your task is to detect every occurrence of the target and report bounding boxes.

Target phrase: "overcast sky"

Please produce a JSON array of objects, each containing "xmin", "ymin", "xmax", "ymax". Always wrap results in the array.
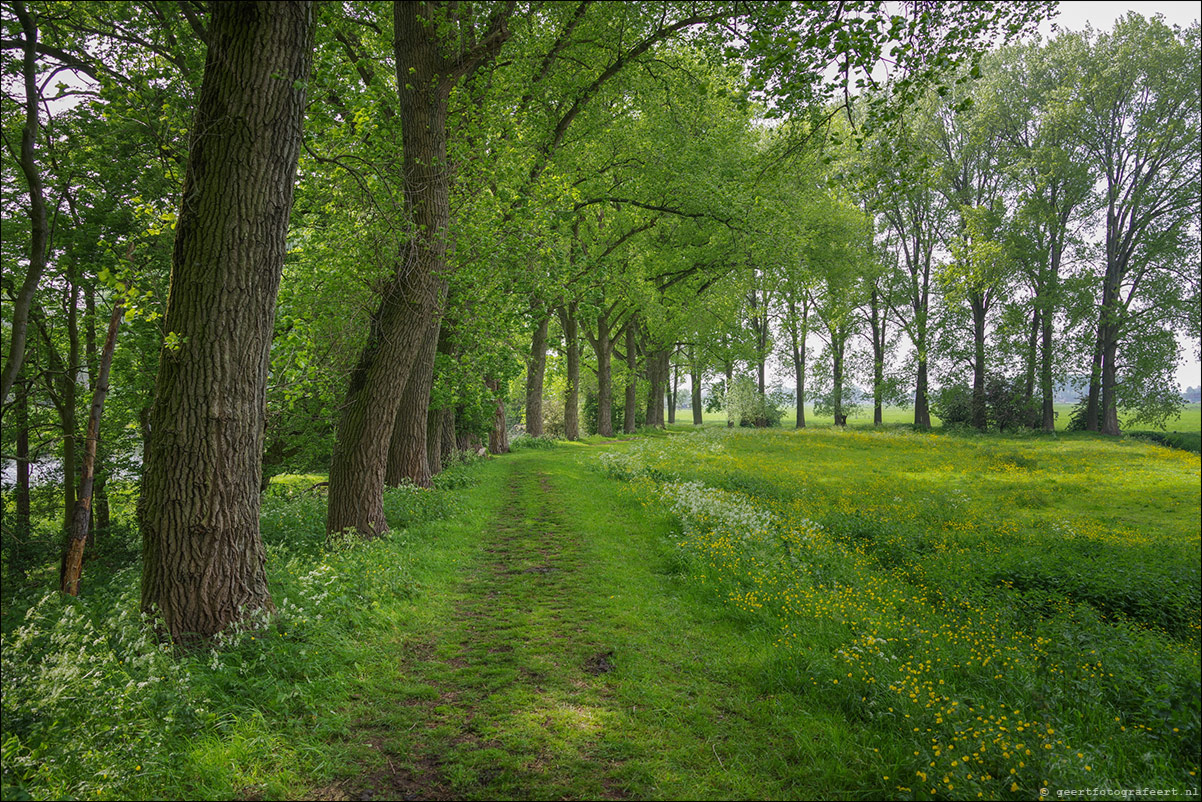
[{"xmin": 1044, "ymin": 0, "xmax": 1200, "ymax": 35}]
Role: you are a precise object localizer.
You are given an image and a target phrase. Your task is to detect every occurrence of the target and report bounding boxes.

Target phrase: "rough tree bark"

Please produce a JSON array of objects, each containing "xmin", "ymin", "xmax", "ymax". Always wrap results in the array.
[
  {"xmin": 1039, "ymin": 290, "xmax": 1056, "ymax": 432},
  {"xmin": 832, "ymin": 339, "xmax": 845, "ymax": 425},
  {"xmin": 970, "ymin": 293, "xmax": 988, "ymax": 430},
  {"xmin": 868, "ymin": 288, "xmax": 884, "ymax": 427},
  {"xmin": 385, "ymin": 318, "xmax": 442, "ymax": 488},
  {"xmin": 440, "ymin": 407, "xmax": 457, "ymax": 463},
  {"xmin": 138, "ymin": 1, "xmax": 313, "ymax": 641},
  {"xmin": 426, "ymin": 402, "xmax": 443, "ymax": 477},
  {"xmin": 644, "ymin": 347, "xmax": 668, "ymax": 428},
  {"xmin": 326, "ymin": 1, "xmax": 511, "ymax": 536},
  {"xmin": 486, "ymin": 377, "xmax": 509, "ymax": 454},
  {"xmin": 557, "ymin": 303, "xmax": 580, "ymax": 440},
  {"xmin": 1023, "ymin": 306, "xmax": 1040, "ymax": 402},
  {"xmin": 1, "ymin": 1, "xmax": 50, "ymax": 404},
  {"xmin": 623, "ymin": 324, "xmax": 638, "ymax": 433},
  {"xmin": 668, "ymin": 358, "xmax": 678, "ymax": 425},
  {"xmin": 584, "ymin": 309, "xmax": 620, "ymax": 437},
  {"xmin": 525, "ymin": 305, "xmax": 549, "ymax": 436},
  {"xmin": 690, "ymin": 346, "xmax": 703, "ymax": 425},
  {"xmin": 61, "ymin": 302, "xmax": 122, "ymax": 596}
]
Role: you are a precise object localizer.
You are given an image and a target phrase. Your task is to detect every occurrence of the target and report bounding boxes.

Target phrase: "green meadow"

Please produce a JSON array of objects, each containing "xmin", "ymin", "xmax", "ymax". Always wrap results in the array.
[
  {"xmin": 691, "ymin": 401, "xmax": 1202, "ymax": 433},
  {"xmin": 3, "ymin": 428, "xmax": 1199, "ymax": 800}
]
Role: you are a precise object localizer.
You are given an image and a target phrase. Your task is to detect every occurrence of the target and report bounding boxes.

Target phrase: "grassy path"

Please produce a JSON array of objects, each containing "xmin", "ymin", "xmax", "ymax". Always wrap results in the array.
[{"xmin": 323, "ymin": 447, "xmax": 858, "ymax": 801}]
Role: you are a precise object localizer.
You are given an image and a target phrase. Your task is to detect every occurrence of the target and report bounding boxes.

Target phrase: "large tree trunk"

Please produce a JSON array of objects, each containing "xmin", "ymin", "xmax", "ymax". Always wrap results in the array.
[
  {"xmin": 11, "ymin": 378, "xmax": 32, "ymax": 578},
  {"xmin": 869, "ymin": 290, "xmax": 883, "ymax": 427},
  {"xmin": 558, "ymin": 304, "xmax": 580, "ymax": 439},
  {"xmin": 327, "ymin": 2, "xmax": 509, "ymax": 535},
  {"xmin": 385, "ymin": 319, "xmax": 440, "ymax": 488},
  {"xmin": 440, "ymin": 407, "xmax": 457, "ymax": 463},
  {"xmin": 139, "ymin": 1, "xmax": 312, "ymax": 641},
  {"xmin": 1097, "ymin": 263, "xmax": 1123, "ymax": 436},
  {"xmin": 427, "ymin": 321, "xmax": 455, "ymax": 475},
  {"xmin": 971, "ymin": 294, "xmax": 987, "ymax": 431},
  {"xmin": 832, "ymin": 339, "xmax": 845, "ymax": 425},
  {"xmin": 789, "ymin": 297, "xmax": 808, "ymax": 429},
  {"xmin": 426, "ymin": 402, "xmax": 443, "ymax": 477},
  {"xmin": 668, "ymin": 359, "xmax": 678, "ymax": 424},
  {"xmin": 644, "ymin": 348, "xmax": 668, "ymax": 428},
  {"xmin": 61, "ymin": 303, "xmax": 122, "ymax": 596},
  {"xmin": 1024, "ymin": 306, "xmax": 1040, "ymax": 402},
  {"xmin": 592, "ymin": 312, "xmax": 615, "ymax": 436},
  {"xmin": 1, "ymin": 2, "xmax": 49, "ymax": 404},
  {"xmin": 690, "ymin": 346, "xmax": 702, "ymax": 425},
  {"xmin": 794, "ymin": 352, "xmax": 806, "ymax": 429},
  {"xmin": 525, "ymin": 307, "xmax": 549, "ymax": 436},
  {"xmin": 327, "ymin": 10, "xmax": 454, "ymax": 536},
  {"xmin": 486, "ymin": 377, "xmax": 509, "ymax": 454},
  {"xmin": 1100, "ymin": 328, "xmax": 1121, "ymax": 436},
  {"xmin": 914, "ymin": 352, "xmax": 931, "ymax": 429},
  {"xmin": 624, "ymin": 325, "xmax": 638, "ymax": 433},
  {"xmin": 597, "ymin": 354, "xmax": 613, "ymax": 436},
  {"xmin": 1084, "ymin": 329, "xmax": 1104, "ymax": 432},
  {"xmin": 1040, "ymin": 305, "xmax": 1056, "ymax": 432}
]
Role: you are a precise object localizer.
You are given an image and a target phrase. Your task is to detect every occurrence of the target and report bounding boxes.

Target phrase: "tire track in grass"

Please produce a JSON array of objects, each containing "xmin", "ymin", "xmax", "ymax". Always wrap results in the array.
[{"xmin": 346, "ymin": 458, "xmax": 628, "ymax": 801}]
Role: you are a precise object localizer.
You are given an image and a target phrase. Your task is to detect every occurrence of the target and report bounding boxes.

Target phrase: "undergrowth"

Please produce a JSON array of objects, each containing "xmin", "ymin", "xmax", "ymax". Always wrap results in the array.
[
  {"xmin": 598, "ymin": 428, "xmax": 1201, "ymax": 799},
  {"xmin": 0, "ymin": 464, "xmax": 472, "ymax": 801}
]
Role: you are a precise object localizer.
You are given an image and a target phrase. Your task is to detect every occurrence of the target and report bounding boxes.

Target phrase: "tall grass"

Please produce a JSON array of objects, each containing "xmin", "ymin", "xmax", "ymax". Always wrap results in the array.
[
  {"xmin": 598, "ymin": 427, "xmax": 1201, "ymax": 798},
  {"xmin": 0, "ymin": 468, "xmax": 469, "ymax": 801}
]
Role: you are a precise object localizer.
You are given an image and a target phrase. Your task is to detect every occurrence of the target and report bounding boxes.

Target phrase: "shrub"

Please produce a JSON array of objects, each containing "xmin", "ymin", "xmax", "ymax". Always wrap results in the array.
[
  {"xmin": 932, "ymin": 383, "xmax": 974, "ymax": 427},
  {"xmin": 1065, "ymin": 397, "xmax": 1090, "ymax": 431},
  {"xmin": 509, "ymin": 433, "xmax": 560, "ymax": 451},
  {"xmin": 934, "ymin": 376, "xmax": 1039, "ymax": 431},
  {"xmin": 985, "ymin": 373, "xmax": 1040, "ymax": 431},
  {"xmin": 725, "ymin": 377, "xmax": 782, "ymax": 428}
]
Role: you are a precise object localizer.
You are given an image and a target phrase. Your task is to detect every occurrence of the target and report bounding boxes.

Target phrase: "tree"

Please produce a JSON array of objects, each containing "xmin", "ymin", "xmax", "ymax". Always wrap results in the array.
[
  {"xmin": 1076, "ymin": 15, "xmax": 1201, "ymax": 434},
  {"xmin": 0, "ymin": 1, "xmax": 49, "ymax": 404},
  {"xmin": 138, "ymin": 1, "xmax": 313, "ymax": 640},
  {"xmin": 326, "ymin": 0, "xmax": 513, "ymax": 536},
  {"xmin": 930, "ymin": 75, "xmax": 1011, "ymax": 431},
  {"xmin": 982, "ymin": 35, "xmax": 1096, "ymax": 431},
  {"xmin": 60, "ymin": 300, "xmax": 122, "ymax": 595},
  {"xmin": 858, "ymin": 112, "xmax": 947, "ymax": 429}
]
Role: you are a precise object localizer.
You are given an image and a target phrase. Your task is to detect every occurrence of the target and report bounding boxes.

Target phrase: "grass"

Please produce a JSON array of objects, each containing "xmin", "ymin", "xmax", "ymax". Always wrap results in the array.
[
  {"xmin": 680, "ymin": 401, "xmax": 1202, "ymax": 434},
  {"xmin": 598, "ymin": 427, "xmax": 1201, "ymax": 798},
  {"xmin": 2, "ymin": 427, "xmax": 1199, "ymax": 800}
]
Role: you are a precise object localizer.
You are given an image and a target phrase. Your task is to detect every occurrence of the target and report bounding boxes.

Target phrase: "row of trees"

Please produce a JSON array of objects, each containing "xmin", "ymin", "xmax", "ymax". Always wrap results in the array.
[
  {"xmin": 519, "ymin": 13, "xmax": 1199, "ymax": 439},
  {"xmin": 3, "ymin": 1, "xmax": 1196, "ymax": 641}
]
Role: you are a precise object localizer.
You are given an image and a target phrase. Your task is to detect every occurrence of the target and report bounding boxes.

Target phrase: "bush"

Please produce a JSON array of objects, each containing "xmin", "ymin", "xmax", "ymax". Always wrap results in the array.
[
  {"xmin": 934, "ymin": 375, "xmax": 1039, "ymax": 431},
  {"xmin": 932, "ymin": 384, "xmax": 974, "ymax": 427},
  {"xmin": 985, "ymin": 374, "xmax": 1040, "ymax": 431},
  {"xmin": 509, "ymin": 433, "xmax": 560, "ymax": 451},
  {"xmin": 539, "ymin": 393, "xmax": 567, "ymax": 437},
  {"xmin": 725, "ymin": 377, "xmax": 782, "ymax": 428},
  {"xmin": 704, "ymin": 381, "xmax": 725, "ymax": 413},
  {"xmin": 582, "ymin": 391, "xmax": 635, "ymax": 434}
]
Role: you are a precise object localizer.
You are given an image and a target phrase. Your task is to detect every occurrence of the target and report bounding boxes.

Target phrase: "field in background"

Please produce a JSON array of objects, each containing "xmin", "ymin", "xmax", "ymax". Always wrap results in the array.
[
  {"xmin": 599, "ymin": 426, "xmax": 1201, "ymax": 798},
  {"xmin": 677, "ymin": 402, "xmax": 1202, "ymax": 434}
]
